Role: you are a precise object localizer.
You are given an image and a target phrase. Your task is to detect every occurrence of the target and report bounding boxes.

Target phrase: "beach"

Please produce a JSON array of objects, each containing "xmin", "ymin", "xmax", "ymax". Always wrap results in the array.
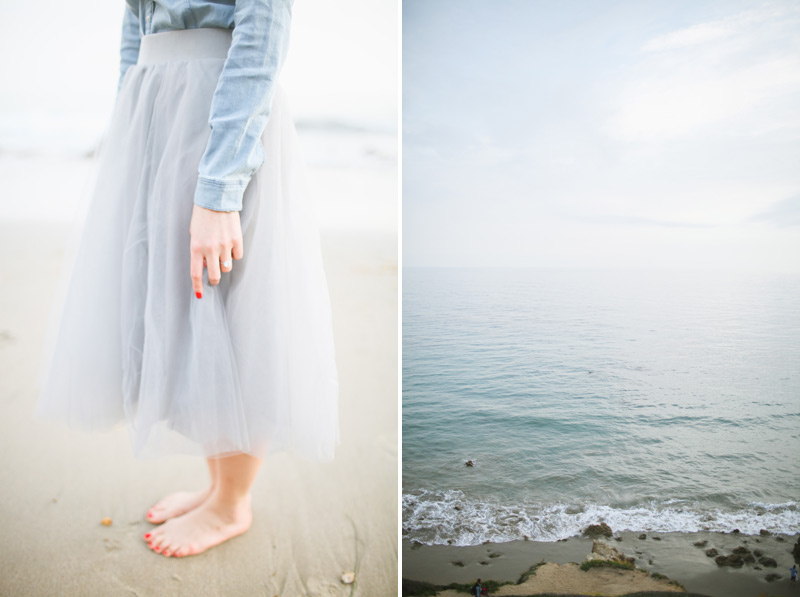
[
  {"xmin": 402, "ymin": 530, "xmax": 800, "ymax": 597},
  {"xmin": 0, "ymin": 146, "xmax": 398, "ymax": 596}
]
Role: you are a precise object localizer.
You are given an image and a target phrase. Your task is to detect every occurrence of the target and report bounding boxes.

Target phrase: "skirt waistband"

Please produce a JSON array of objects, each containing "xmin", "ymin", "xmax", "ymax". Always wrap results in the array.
[{"xmin": 137, "ymin": 27, "xmax": 232, "ymax": 65}]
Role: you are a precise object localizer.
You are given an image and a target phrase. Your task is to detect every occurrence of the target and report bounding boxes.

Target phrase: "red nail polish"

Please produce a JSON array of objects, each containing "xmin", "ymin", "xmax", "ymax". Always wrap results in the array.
[
  {"xmin": 144, "ymin": 533, "xmax": 151, "ymax": 539},
  {"xmin": 195, "ymin": 292, "xmax": 202, "ymax": 299}
]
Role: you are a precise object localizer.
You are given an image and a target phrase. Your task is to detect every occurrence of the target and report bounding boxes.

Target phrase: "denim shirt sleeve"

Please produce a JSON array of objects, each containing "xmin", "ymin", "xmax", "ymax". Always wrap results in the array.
[
  {"xmin": 193, "ymin": 0, "xmax": 293, "ymax": 212},
  {"xmin": 118, "ymin": 6, "xmax": 141, "ymax": 94}
]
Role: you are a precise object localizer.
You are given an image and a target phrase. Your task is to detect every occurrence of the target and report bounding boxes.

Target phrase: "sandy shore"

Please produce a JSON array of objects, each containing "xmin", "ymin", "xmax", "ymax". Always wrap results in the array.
[
  {"xmin": 0, "ymin": 220, "xmax": 397, "ymax": 596},
  {"xmin": 403, "ymin": 530, "xmax": 799, "ymax": 596}
]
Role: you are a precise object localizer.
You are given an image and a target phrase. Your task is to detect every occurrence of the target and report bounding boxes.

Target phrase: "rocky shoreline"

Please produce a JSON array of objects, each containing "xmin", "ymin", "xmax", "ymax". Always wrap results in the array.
[{"xmin": 403, "ymin": 524, "xmax": 800, "ymax": 597}]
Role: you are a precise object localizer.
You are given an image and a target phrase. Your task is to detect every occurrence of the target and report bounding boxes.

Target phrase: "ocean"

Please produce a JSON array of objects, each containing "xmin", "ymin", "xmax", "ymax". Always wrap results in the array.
[{"xmin": 402, "ymin": 267, "xmax": 800, "ymax": 546}]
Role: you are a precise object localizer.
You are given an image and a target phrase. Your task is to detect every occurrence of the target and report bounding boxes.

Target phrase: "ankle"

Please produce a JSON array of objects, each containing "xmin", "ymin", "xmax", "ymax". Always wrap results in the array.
[{"xmin": 207, "ymin": 489, "xmax": 251, "ymax": 514}]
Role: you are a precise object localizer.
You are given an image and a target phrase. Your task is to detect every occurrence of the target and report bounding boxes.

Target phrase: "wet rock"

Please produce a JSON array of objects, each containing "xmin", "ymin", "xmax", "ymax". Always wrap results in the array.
[
  {"xmin": 693, "ymin": 540, "xmax": 708, "ymax": 548},
  {"xmin": 584, "ymin": 523, "xmax": 613, "ymax": 537},
  {"xmin": 480, "ymin": 561, "xmax": 489, "ymax": 566},
  {"xmin": 614, "ymin": 536, "xmax": 623, "ymax": 542},
  {"xmin": 465, "ymin": 460, "xmax": 475, "ymax": 467},
  {"xmin": 793, "ymin": 536, "xmax": 800, "ymax": 563},
  {"xmin": 743, "ymin": 554, "xmax": 756, "ymax": 564},
  {"xmin": 731, "ymin": 529, "xmax": 740, "ymax": 534},
  {"xmin": 764, "ymin": 573, "xmax": 782, "ymax": 582},
  {"xmin": 411, "ymin": 541, "xmax": 423, "ymax": 550},
  {"xmin": 776, "ymin": 536, "xmax": 785, "ymax": 542},
  {"xmin": 652, "ymin": 536, "xmax": 662, "ymax": 541},
  {"xmin": 760, "ymin": 529, "xmax": 771, "ymax": 536},
  {"xmin": 451, "ymin": 561, "xmax": 465, "ymax": 567},
  {"xmin": 715, "ymin": 554, "xmax": 744, "ymax": 568},
  {"xmin": 638, "ymin": 533, "xmax": 647, "ymax": 540},
  {"xmin": 753, "ymin": 549, "xmax": 764, "ymax": 558},
  {"xmin": 732, "ymin": 546, "xmax": 751, "ymax": 556},
  {"xmin": 705, "ymin": 548, "xmax": 718, "ymax": 557},
  {"xmin": 759, "ymin": 556, "xmax": 777, "ymax": 568},
  {"xmin": 754, "ymin": 566, "xmax": 762, "ymax": 570}
]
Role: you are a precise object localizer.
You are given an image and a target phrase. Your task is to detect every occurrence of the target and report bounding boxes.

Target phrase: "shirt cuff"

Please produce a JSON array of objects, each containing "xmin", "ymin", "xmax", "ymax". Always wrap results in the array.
[{"xmin": 193, "ymin": 176, "xmax": 248, "ymax": 212}]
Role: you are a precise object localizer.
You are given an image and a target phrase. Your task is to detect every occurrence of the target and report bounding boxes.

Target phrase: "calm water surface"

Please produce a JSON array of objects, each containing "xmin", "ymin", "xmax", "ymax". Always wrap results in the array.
[{"xmin": 403, "ymin": 268, "xmax": 800, "ymax": 545}]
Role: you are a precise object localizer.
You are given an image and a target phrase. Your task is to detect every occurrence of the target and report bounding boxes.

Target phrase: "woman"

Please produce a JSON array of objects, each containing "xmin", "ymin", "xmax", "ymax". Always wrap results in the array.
[{"xmin": 35, "ymin": 0, "xmax": 339, "ymax": 558}]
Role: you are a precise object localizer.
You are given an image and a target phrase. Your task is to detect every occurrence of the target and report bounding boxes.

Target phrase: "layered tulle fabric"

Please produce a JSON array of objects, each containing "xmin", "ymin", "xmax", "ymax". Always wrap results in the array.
[{"xmin": 36, "ymin": 28, "xmax": 339, "ymax": 461}]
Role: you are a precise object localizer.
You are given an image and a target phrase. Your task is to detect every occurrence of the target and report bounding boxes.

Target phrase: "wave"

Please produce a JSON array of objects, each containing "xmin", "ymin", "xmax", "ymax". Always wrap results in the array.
[{"xmin": 402, "ymin": 489, "xmax": 800, "ymax": 546}]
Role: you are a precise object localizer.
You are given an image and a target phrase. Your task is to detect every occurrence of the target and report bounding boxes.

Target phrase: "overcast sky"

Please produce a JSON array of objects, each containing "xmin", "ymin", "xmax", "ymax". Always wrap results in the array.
[
  {"xmin": 403, "ymin": 0, "xmax": 800, "ymax": 273},
  {"xmin": 0, "ymin": 0, "xmax": 397, "ymax": 153}
]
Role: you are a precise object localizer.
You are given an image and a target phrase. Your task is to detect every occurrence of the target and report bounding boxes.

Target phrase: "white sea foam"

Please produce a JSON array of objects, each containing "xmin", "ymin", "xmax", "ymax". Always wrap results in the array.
[{"xmin": 402, "ymin": 489, "xmax": 800, "ymax": 546}]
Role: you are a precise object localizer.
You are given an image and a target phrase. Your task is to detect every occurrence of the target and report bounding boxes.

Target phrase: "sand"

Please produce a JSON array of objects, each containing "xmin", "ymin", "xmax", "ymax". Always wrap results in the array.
[
  {"xmin": 403, "ymin": 530, "xmax": 799, "ymax": 597},
  {"xmin": 0, "ymin": 215, "xmax": 397, "ymax": 596}
]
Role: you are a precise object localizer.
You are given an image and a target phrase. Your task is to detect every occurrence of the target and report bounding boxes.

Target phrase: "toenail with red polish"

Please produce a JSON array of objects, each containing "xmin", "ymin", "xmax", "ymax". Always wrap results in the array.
[{"xmin": 144, "ymin": 533, "xmax": 151, "ymax": 539}]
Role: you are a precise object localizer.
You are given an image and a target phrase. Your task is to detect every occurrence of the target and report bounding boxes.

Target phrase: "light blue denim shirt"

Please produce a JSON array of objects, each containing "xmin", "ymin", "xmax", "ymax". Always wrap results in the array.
[{"xmin": 118, "ymin": 0, "xmax": 292, "ymax": 212}]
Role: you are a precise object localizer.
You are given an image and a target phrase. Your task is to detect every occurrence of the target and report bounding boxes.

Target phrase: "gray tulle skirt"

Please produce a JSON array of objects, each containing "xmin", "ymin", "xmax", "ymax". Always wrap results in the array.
[{"xmin": 35, "ymin": 28, "xmax": 339, "ymax": 461}]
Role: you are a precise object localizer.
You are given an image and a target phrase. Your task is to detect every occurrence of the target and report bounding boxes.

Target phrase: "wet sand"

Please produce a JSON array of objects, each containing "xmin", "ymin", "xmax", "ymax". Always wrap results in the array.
[{"xmin": 403, "ymin": 530, "xmax": 799, "ymax": 596}]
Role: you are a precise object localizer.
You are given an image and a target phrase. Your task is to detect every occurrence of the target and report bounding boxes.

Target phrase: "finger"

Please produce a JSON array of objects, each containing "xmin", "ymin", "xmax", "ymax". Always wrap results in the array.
[
  {"xmin": 190, "ymin": 250, "xmax": 204, "ymax": 299},
  {"xmin": 206, "ymin": 249, "xmax": 222, "ymax": 286},
  {"xmin": 232, "ymin": 237, "xmax": 244, "ymax": 261},
  {"xmin": 220, "ymin": 251, "xmax": 233, "ymax": 273}
]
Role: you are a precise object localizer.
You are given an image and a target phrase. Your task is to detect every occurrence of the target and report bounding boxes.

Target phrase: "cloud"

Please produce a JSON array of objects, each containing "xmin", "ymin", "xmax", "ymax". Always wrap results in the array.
[
  {"xmin": 607, "ymin": 5, "xmax": 800, "ymax": 142},
  {"xmin": 569, "ymin": 214, "xmax": 715, "ymax": 229},
  {"xmin": 748, "ymin": 194, "xmax": 800, "ymax": 226},
  {"xmin": 643, "ymin": 21, "xmax": 735, "ymax": 52}
]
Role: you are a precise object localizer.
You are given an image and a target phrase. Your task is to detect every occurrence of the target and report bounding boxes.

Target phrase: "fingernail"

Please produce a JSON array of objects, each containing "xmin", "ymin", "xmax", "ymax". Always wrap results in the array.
[
  {"xmin": 195, "ymin": 292, "xmax": 202, "ymax": 299},
  {"xmin": 144, "ymin": 533, "xmax": 151, "ymax": 539}
]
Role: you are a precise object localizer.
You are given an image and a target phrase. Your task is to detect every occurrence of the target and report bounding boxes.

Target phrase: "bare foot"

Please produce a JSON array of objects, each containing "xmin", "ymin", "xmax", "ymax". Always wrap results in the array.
[
  {"xmin": 145, "ymin": 487, "xmax": 213, "ymax": 524},
  {"xmin": 143, "ymin": 493, "xmax": 252, "ymax": 558}
]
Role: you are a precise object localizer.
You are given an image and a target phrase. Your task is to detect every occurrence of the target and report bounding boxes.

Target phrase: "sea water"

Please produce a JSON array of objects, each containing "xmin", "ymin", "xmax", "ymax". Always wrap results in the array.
[{"xmin": 402, "ymin": 267, "xmax": 800, "ymax": 545}]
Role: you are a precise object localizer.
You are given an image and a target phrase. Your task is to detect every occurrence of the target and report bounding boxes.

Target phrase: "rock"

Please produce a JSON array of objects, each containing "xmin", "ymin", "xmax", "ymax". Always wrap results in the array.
[
  {"xmin": 652, "ymin": 536, "xmax": 662, "ymax": 541},
  {"xmin": 754, "ymin": 566, "xmax": 762, "ymax": 570},
  {"xmin": 465, "ymin": 460, "xmax": 475, "ymax": 467},
  {"xmin": 759, "ymin": 556, "xmax": 777, "ymax": 568},
  {"xmin": 614, "ymin": 536, "xmax": 622, "ymax": 542},
  {"xmin": 744, "ymin": 554, "xmax": 756, "ymax": 564},
  {"xmin": 776, "ymin": 536, "xmax": 785, "ymax": 542},
  {"xmin": 715, "ymin": 554, "xmax": 744, "ymax": 568},
  {"xmin": 454, "ymin": 505, "xmax": 462, "ymax": 511},
  {"xmin": 764, "ymin": 573, "xmax": 782, "ymax": 582},
  {"xmin": 451, "ymin": 561, "xmax": 464, "ymax": 567},
  {"xmin": 693, "ymin": 540, "xmax": 708, "ymax": 548},
  {"xmin": 705, "ymin": 548, "xmax": 718, "ymax": 557},
  {"xmin": 793, "ymin": 536, "xmax": 800, "ymax": 563},
  {"xmin": 731, "ymin": 529, "xmax": 740, "ymax": 534},
  {"xmin": 340, "ymin": 572, "xmax": 355, "ymax": 584},
  {"xmin": 760, "ymin": 529, "xmax": 771, "ymax": 536},
  {"xmin": 732, "ymin": 546, "xmax": 751, "ymax": 556},
  {"xmin": 411, "ymin": 541, "xmax": 422, "ymax": 550},
  {"xmin": 638, "ymin": 533, "xmax": 647, "ymax": 540},
  {"xmin": 753, "ymin": 549, "xmax": 764, "ymax": 558},
  {"xmin": 584, "ymin": 523, "xmax": 613, "ymax": 537}
]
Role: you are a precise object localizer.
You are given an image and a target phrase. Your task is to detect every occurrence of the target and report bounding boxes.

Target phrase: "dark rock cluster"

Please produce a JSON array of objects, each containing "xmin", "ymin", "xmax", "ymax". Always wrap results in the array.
[{"xmin": 583, "ymin": 522, "xmax": 613, "ymax": 538}]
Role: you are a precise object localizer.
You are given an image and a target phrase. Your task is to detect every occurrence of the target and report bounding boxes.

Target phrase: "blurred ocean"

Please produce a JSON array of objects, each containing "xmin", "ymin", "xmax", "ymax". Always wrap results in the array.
[
  {"xmin": 403, "ymin": 267, "xmax": 800, "ymax": 545},
  {"xmin": 0, "ymin": 121, "xmax": 396, "ymax": 229}
]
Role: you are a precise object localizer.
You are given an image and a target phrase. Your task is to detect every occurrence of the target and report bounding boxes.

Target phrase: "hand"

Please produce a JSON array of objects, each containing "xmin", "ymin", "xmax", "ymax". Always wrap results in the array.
[{"xmin": 189, "ymin": 205, "xmax": 244, "ymax": 299}]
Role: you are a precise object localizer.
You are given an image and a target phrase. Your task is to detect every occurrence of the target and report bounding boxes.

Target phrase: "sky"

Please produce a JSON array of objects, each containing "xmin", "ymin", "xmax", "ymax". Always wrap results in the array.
[
  {"xmin": 0, "ymin": 0, "xmax": 397, "ymax": 154},
  {"xmin": 403, "ymin": 0, "xmax": 800, "ymax": 273}
]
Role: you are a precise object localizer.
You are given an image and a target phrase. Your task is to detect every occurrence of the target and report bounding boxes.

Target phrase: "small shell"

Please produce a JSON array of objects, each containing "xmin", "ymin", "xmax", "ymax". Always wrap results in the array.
[
  {"xmin": 340, "ymin": 572, "xmax": 355, "ymax": 584},
  {"xmin": 100, "ymin": 518, "xmax": 112, "ymax": 526}
]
